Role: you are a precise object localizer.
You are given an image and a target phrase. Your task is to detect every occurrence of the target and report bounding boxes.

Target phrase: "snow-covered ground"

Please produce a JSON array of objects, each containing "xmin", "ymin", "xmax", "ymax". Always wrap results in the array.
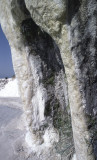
[
  {"xmin": 0, "ymin": 78, "xmax": 19, "ymax": 97},
  {"xmin": 0, "ymin": 78, "xmax": 27, "ymax": 160}
]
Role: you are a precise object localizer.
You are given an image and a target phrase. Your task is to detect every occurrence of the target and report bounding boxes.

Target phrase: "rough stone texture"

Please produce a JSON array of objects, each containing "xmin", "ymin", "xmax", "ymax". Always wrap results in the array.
[
  {"xmin": 0, "ymin": 0, "xmax": 74, "ymax": 160},
  {"xmin": 0, "ymin": 0, "xmax": 97, "ymax": 160},
  {"xmin": 68, "ymin": 1, "xmax": 97, "ymax": 159}
]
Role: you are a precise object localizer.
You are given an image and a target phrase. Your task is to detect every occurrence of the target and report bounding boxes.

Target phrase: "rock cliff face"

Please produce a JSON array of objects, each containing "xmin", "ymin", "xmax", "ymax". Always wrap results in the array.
[{"xmin": 0, "ymin": 0, "xmax": 97, "ymax": 160}]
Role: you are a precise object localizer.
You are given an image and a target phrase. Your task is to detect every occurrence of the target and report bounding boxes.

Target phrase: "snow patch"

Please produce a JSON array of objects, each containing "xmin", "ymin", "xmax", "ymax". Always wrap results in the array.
[
  {"xmin": 0, "ymin": 78, "xmax": 19, "ymax": 97},
  {"xmin": 72, "ymin": 154, "xmax": 77, "ymax": 160}
]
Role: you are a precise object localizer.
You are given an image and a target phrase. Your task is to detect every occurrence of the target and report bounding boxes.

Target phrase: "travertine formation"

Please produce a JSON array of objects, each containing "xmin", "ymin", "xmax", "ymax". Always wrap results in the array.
[{"xmin": 0, "ymin": 0, "xmax": 97, "ymax": 160}]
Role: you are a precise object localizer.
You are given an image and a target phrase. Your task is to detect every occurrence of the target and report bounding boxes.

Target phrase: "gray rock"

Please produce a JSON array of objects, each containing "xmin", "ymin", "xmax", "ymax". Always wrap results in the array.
[{"xmin": 0, "ymin": 0, "xmax": 97, "ymax": 159}]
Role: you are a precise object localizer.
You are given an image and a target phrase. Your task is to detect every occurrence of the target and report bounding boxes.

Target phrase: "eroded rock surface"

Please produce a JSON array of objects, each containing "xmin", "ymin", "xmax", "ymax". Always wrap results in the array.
[{"xmin": 0, "ymin": 0, "xmax": 97, "ymax": 160}]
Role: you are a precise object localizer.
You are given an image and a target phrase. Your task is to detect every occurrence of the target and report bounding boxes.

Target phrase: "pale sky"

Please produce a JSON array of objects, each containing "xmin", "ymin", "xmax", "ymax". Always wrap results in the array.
[{"xmin": 0, "ymin": 25, "xmax": 15, "ymax": 78}]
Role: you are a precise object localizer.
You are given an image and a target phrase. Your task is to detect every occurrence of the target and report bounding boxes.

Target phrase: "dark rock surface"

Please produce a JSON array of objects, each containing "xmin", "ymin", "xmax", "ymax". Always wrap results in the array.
[{"xmin": 68, "ymin": 0, "xmax": 97, "ymax": 159}]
